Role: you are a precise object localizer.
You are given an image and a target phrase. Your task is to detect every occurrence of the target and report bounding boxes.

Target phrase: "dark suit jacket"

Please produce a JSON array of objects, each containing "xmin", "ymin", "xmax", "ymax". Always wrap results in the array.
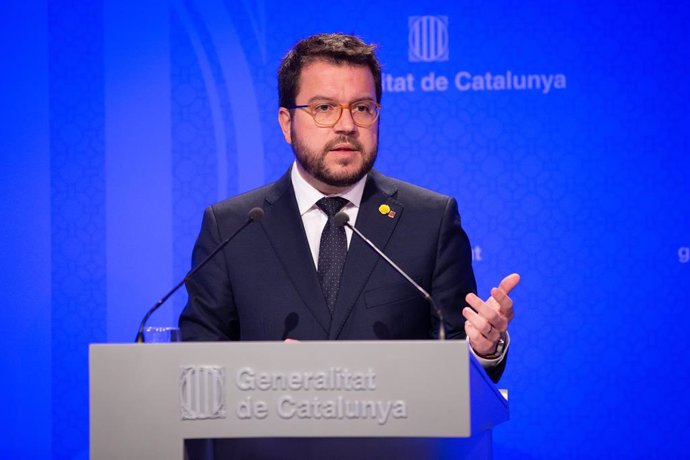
[{"xmin": 179, "ymin": 168, "xmax": 505, "ymax": 381}]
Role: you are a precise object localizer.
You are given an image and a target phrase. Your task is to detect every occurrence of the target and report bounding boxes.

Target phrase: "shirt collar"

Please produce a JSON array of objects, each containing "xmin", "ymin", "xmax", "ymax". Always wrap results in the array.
[{"xmin": 291, "ymin": 161, "xmax": 367, "ymax": 216}]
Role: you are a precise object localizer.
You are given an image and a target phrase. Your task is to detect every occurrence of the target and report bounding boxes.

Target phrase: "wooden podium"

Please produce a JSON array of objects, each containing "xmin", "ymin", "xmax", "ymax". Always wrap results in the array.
[{"xmin": 89, "ymin": 341, "xmax": 508, "ymax": 459}]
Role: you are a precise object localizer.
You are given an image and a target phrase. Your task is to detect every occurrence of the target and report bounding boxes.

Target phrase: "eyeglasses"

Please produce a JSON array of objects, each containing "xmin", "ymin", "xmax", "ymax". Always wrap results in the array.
[{"xmin": 287, "ymin": 100, "xmax": 381, "ymax": 128}]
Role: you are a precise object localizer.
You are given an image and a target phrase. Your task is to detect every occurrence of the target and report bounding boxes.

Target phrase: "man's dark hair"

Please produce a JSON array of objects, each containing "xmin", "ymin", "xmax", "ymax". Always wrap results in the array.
[{"xmin": 278, "ymin": 33, "xmax": 382, "ymax": 107}]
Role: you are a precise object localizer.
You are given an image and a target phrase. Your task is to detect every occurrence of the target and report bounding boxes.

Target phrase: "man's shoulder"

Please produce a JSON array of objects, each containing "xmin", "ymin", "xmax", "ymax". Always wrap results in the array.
[
  {"xmin": 211, "ymin": 171, "xmax": 290, "ymax": 211},
  {"xmin": 212, "ymin": 182, "xmax": 272, "ymax": 211},
  {"xmin": 369, "ymin": 169, "xmax": 454, "ymax": 208}
]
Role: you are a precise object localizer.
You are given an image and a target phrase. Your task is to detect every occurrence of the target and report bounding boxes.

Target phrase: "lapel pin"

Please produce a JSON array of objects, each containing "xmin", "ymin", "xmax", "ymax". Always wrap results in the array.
[{"xmin": 378, "ymin": 204, "xmax": 396, "ymax": 219}]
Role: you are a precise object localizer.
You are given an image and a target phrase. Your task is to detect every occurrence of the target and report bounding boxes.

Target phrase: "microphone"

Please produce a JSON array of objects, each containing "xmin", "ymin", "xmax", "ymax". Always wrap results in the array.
[
  {"xmin": 134, "ymin": 207, "xmax": 265, "ymax": 343},
  {"xmin": 281, "ymin": 312, "xmax": 299, "ymax": 341},
  {"xmin": 334, "ymin": 211, "xmax": 446, "ymax": 340}
]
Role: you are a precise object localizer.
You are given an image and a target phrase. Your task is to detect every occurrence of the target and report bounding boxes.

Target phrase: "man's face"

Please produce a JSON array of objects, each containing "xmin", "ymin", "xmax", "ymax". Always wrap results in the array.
[{"xmin": 278, "ymin": 60, "xmax": 379, "ymax": 194}]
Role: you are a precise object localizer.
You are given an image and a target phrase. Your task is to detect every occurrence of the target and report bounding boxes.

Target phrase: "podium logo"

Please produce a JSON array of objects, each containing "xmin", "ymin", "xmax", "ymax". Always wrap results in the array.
[
  {"xmin": 180, "ymin": 365, "xmax": 226, "ymax": 420},
  {"xmin": 409, "ymin": 16, "xmax": 449, "ymax": 62}
]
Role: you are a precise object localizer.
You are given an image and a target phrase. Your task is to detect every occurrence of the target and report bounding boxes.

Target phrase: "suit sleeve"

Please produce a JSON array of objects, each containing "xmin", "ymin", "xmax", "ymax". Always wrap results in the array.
[
  {"xmin": 431, "ymin": 197, "xmax": 507, "ymax": 382},
  {"xmin": 178, "ymin": 206, "xmax": 240, "ymax": 341}
]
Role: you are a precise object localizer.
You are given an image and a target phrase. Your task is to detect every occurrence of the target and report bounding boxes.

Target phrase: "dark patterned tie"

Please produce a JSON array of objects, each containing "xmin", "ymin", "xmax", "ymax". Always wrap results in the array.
[{"xmin": 316, "ymin": 197, "xmax": 349, "ymax": 312}]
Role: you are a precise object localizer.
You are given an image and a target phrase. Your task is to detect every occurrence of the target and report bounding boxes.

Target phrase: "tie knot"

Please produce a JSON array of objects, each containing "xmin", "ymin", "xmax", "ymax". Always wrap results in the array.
[{"xmin": 316, "ymin": 197, "xmax": 349, "ymax": 217}]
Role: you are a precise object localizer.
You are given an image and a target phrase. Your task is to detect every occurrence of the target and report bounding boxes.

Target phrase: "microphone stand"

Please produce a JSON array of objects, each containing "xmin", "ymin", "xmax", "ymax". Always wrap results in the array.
[
  {"xmin": 335, "ymin": 212, "xmax": 446, "ymax": 340},
  {"xmin": 134, "ymin": 207, "xmax": 264, "ymax": 342}
]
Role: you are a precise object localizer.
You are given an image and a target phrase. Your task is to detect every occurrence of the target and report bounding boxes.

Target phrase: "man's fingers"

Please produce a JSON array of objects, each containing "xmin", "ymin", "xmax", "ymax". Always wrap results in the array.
[
  {"xmin": 462, "ymin": 273, "xmax": 518, "ymax": 357},
  {"xmin": 498, "ymin": 273, "xmax": 521, "ymax": 294},
  {"xmin": 483, "ymin": 297, "xmax": 509, "ymax": 331},
  {"xmin": 464, "ymin": 321, "xmax": 495, "ymax": 356},
  {"xmin": 468, "ymin": 292, "xmax": 509, "ymax": 332},
  {"xmin": 490, "ymin": 287, "xmax": 514, "ymax": 320},
  {"xmin": 465, "ymin": 292, "xmax": 484, "ymax": 311},
  {"xmin": 462, "ymin": 306, "xmax": 488, "ymax": 334},
  {"xmin": 462, "ymin": 307, "xmax": 500, "ymax": 339},
  {"xmin": 490, "ymin": 287, "xmax": 512, "ymax": 309}
]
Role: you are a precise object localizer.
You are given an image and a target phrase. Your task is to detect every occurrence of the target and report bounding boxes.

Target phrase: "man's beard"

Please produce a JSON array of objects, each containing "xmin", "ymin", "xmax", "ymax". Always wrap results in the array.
[{"xmin": 291, "ymin": 130, "xmax": 378, "ymax": 188}]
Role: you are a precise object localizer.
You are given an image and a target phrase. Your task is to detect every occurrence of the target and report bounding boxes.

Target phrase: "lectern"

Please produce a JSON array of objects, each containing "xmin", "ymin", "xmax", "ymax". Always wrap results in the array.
[{"xmin": 89, "ymin": 341, "xmax": 508, "ymax": 459}]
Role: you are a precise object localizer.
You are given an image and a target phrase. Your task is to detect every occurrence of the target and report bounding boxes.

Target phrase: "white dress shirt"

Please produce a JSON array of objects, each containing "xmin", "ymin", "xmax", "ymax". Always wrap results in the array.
[{"xmin": 290, "ymin": 162, "xmax": 367, "ymax": 269}]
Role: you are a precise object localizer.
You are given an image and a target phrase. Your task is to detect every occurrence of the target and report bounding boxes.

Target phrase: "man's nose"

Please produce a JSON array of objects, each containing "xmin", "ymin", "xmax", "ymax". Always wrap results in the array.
[{"xmin": 333, "ymin": 106, "xmax": 356, "ymax": 133}]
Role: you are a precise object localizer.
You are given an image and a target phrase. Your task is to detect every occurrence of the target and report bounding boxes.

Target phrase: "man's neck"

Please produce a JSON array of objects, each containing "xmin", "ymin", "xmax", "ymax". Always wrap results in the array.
[{"xmin": 294, "ymin": 162, "xmax": 353, "ymax": 196}]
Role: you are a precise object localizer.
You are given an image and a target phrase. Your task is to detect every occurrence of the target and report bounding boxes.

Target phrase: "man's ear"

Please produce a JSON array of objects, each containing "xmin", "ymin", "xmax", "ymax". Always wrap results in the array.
[{"xmin": 278, "ymin": 107, "xmax": 292, "ymax": 144}]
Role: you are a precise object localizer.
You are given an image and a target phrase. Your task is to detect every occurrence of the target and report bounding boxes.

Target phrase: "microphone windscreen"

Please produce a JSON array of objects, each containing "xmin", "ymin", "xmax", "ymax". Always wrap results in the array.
[
  {"xmin": 248, "ymin": 207, "xmax": 265, "ymax": 222},
  {"xmin": 281, "ymin": 312, "xmax": 299, "ymax": 340},
  {"xmin": 334, "ymin": 211, "xmax": 350, "ymax": 227}
]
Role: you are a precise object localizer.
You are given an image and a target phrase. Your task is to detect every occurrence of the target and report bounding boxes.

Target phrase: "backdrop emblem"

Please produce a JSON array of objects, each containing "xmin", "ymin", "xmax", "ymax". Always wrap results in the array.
[{"xmin": 408, "ymin": 16, "xmax": 449, "ymax": 62}]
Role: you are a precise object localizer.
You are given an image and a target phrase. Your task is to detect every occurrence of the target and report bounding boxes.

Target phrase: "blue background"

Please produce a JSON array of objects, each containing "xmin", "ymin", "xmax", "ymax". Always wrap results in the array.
[{"xmin": 1, "ymin": 1, "xmax": 689, "ymax": 458}]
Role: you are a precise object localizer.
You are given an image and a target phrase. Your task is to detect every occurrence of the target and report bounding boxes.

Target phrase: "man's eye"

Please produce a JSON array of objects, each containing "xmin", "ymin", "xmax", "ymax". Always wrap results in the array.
[
  {"xmin": 313, "ymin": 104, "xmax": 334, "ymax": 113},
  {"xmin": 353, "ymin": 103, "xmax": 373, "ymax": 113}
]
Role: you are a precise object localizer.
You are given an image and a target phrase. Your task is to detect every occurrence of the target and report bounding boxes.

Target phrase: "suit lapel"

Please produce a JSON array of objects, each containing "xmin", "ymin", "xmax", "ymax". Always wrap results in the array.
[
  {"xmin": 262, "ymin": 171, "xmax": 331, "ymax": 334},
  {"xmin": 329, "ymin": 170, "xmax": 403, "ymax": 339}
]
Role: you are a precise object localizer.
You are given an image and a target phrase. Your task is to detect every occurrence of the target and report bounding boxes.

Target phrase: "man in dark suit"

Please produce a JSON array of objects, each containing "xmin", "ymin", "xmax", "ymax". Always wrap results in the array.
[{"xmin": 179, "ymin": 33, "xmax": 519, "ymax": 382}]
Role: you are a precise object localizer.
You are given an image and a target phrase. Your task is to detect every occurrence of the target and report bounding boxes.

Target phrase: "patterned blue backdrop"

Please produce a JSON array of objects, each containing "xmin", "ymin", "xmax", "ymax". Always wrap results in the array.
[{"xmin": 1, "ymin": 1, "xmax": 689, "ymax": 458}]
